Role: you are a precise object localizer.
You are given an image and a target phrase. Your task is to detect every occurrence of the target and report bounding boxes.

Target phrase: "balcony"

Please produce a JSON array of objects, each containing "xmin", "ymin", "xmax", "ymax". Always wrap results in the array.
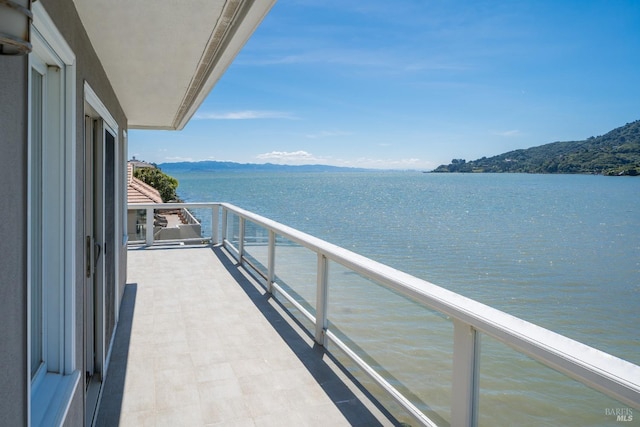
[{"xmin": 100, "ymin": 203, "xmax": 640, "ymax": 426}]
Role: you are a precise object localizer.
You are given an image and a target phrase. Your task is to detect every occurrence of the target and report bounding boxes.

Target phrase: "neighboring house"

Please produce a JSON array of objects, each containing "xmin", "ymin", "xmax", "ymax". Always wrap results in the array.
[
  {"xmin": 127, "ymin": 162, "xmax": 162, "ymax": 241},
  {"xmin": 128, "ymin": 156, "xmax": 155, "ymax": 171},
  {"xmin": 127, "ymin": 163, "xmax": 163, "ymax": 205},
  {"xmin": 0, "ymin": 1, "xmax": 275, "ymax": 425},
  {"xmin": 126, "ymin": 162, "xmax": 202, "ymax": 242}
]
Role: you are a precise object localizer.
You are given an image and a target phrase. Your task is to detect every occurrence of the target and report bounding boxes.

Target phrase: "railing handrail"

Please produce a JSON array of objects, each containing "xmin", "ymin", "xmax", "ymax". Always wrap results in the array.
[
  {"xmin": 129, "ymin": 202, "xmax": 220, "ymax": 209},
  {"xmin": 127, "ymin": 202, "xmax": 640, "ymax": 423}
]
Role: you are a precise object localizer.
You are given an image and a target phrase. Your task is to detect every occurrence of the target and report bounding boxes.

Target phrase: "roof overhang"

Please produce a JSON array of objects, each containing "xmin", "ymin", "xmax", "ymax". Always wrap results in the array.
[{"xmin": 72, "ymin": 0, "xmax": 276, "ymax": 130}]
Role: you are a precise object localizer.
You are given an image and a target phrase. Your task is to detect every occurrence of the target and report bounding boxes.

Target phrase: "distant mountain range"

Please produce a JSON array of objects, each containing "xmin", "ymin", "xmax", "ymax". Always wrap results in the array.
[
  {"xmin": 432, "ymin": 120, "xmax": 640, "ymax": 176},
  {"xmin": 159, "ymin": 160, "xmax": 371, "ymax": 173}
]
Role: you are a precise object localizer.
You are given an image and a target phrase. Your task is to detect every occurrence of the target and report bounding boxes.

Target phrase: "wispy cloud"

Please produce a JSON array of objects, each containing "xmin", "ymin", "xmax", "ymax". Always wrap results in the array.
[
  {"xmin": 164, "ymin": 156, "xmax": 194, "ymax": 162},
  {"xmin": 304, "ymin": 130, "xmax": 353, "ymax": 139},
  {"xmin": 354, "ymin": 157, "xmax": 423, "ymax": 166},
  {"xmin": 253, "ymin": 150, "xmax": 436, "ymax": 169},
  {"xmin": 403, "ymin": 62, "xmax": 470, "ymax": 72},
  {"xmin": 194, "ymin": 110, "xmax": 297, "ymax": 120},
  {"xmin": 239, "ymin": 49, "xmax": 468, "ymax": 75},
  {"xmin": 238, "ymin": 50, "xmax": 389, "ymax": 68},
  {"xmin": 492, "ymin": 130, "xmax": 522, "ymax": 137},
  {"xmin": 256, "ymin": 150, "xmax": 326, "ymax": 164}
]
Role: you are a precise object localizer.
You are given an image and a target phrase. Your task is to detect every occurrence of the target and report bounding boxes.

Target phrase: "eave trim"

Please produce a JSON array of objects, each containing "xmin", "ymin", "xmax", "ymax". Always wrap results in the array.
[{"xmin": 172, "ymin": 0, "xmax": 275, "ymax": 130}]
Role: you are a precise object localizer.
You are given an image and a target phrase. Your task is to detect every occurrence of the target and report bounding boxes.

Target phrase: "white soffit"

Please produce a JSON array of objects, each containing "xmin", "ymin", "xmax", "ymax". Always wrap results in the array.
[{"xmin": 72, "ymin": 0, "xmax": 275, "ymax": 130}]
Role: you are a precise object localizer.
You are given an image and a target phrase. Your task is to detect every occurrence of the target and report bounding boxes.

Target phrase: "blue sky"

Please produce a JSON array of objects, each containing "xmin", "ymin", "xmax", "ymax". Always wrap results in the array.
[{"xmin": 129, "ymin": 0, "xmax": 640, "ymax": 170}]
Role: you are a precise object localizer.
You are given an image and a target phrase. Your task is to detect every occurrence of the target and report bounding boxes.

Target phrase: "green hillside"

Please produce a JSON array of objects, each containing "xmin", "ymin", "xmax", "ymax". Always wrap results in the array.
[{"xmin": 433, "ymin": 120, "xmax": 640, "ymax": 176}]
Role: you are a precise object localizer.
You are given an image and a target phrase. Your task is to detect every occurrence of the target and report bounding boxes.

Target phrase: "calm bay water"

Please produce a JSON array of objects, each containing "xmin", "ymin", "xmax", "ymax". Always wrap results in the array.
[{"xmin": 166, "ymin": 170, "xmax": 640, "ymax": 425}]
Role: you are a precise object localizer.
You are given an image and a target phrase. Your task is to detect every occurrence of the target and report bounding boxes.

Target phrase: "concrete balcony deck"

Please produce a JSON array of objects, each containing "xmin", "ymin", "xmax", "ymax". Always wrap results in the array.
[{"xmin": 96, "ymin": 245, "xmax": 397, "ymax": 426}]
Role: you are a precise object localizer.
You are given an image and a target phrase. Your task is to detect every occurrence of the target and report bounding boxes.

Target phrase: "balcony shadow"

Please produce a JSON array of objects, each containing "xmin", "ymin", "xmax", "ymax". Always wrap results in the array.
[
  {"xmin": 211, "ymin": 245, "xmax": 401, "ymax": 426},
  {"xmin": 94, "ymin": 283, "xmax": 137, "ymax": 427}
]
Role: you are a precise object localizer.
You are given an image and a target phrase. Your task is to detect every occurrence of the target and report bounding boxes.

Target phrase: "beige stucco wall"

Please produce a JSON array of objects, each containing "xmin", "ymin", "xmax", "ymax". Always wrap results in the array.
[{"xmin": 0, "ymin": 54, "xmax": 29, "ymax": 427}]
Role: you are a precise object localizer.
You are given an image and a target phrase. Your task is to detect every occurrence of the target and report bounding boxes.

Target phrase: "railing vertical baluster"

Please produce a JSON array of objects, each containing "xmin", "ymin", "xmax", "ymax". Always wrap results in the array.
[
  {"xmin": 221, "ymin": 207, "xmax": 228, "ymax": 243},
  {"xmin": 267, "ymin": 230, "xmax": 275, "ymax": 293},
  {"xmin": 315, "ymin": 253, "xmax": 329, "ymax": 346},
  {"xmin": 452, "ymin": 319, "xmax": 480, "ymax": 427},
  {"xmin": 238, "ymin": 216, "xmax": 245, "ymax": 265},
  {"xmin": 212, "ymin": 204, "xmax": 219, "ymax": 244},
  {"xmin": 145, "ymin": 207, "xmax": 154, "ymax": 245}
]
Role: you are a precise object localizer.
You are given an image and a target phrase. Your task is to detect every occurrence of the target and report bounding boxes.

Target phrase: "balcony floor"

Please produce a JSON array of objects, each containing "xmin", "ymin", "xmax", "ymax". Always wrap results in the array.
[{"xmin": 96, "ymin": 245, "xmax": 396, "ymax": 426}]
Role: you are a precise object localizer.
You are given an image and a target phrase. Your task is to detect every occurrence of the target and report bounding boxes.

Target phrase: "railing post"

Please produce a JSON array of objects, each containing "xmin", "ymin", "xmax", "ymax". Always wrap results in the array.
[
  {"xmin": 221, "ymin": 208, "xmax": 228, "ymax": 243},
  {"xmin": 315, "ymin": 253, "xmax": 329, "ymax": 346},
  {"xmin": 145, "ymin": 206, "xmax": 154, "ymax": 245},
  {"xmin": 452, "ymin": 319, "xmax": 480, "ymax": 427},
  {"xmin": 212, "ymin": 204, "xmax": 219, "ymax": 244},
  {"xmin": 238, "ymin": 216, "xmax": 245, "ymax": 265},
  {"xmin": 267, "ymin": 230, "xmax": 275, "ymax": 293}
]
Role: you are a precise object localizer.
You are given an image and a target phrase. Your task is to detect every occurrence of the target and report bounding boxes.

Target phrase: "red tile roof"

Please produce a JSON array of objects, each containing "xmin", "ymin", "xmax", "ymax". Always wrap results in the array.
[{"xmin": 127, "ymin": 163, "xmax": 163, "ymax": 204}]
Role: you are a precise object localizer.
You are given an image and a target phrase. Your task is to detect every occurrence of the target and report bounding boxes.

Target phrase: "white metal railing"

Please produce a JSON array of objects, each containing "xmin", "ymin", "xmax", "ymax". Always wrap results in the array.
[
  {"xmin": 128, "ymin": 203, "xmax": 219, "ymax": 245},
  {"xmin": 128, "ymin": 202, "xmax": 640, "ymax": 426},
  {"xmin": 180, "ymin": 206, "xmax": 200, "ymax": 225}
]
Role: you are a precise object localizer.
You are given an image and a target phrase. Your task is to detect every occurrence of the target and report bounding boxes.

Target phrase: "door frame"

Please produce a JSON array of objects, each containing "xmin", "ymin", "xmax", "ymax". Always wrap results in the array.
[{"xmin": 83, "ymin": 82, "xmax": 119, "ymax": 426}]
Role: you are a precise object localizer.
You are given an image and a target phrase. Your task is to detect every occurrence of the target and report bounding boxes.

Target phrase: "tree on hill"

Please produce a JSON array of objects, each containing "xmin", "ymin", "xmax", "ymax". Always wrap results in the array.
[{"xmin": 133, "ymin": 167, "xmax": 180, "ymax": 202}]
